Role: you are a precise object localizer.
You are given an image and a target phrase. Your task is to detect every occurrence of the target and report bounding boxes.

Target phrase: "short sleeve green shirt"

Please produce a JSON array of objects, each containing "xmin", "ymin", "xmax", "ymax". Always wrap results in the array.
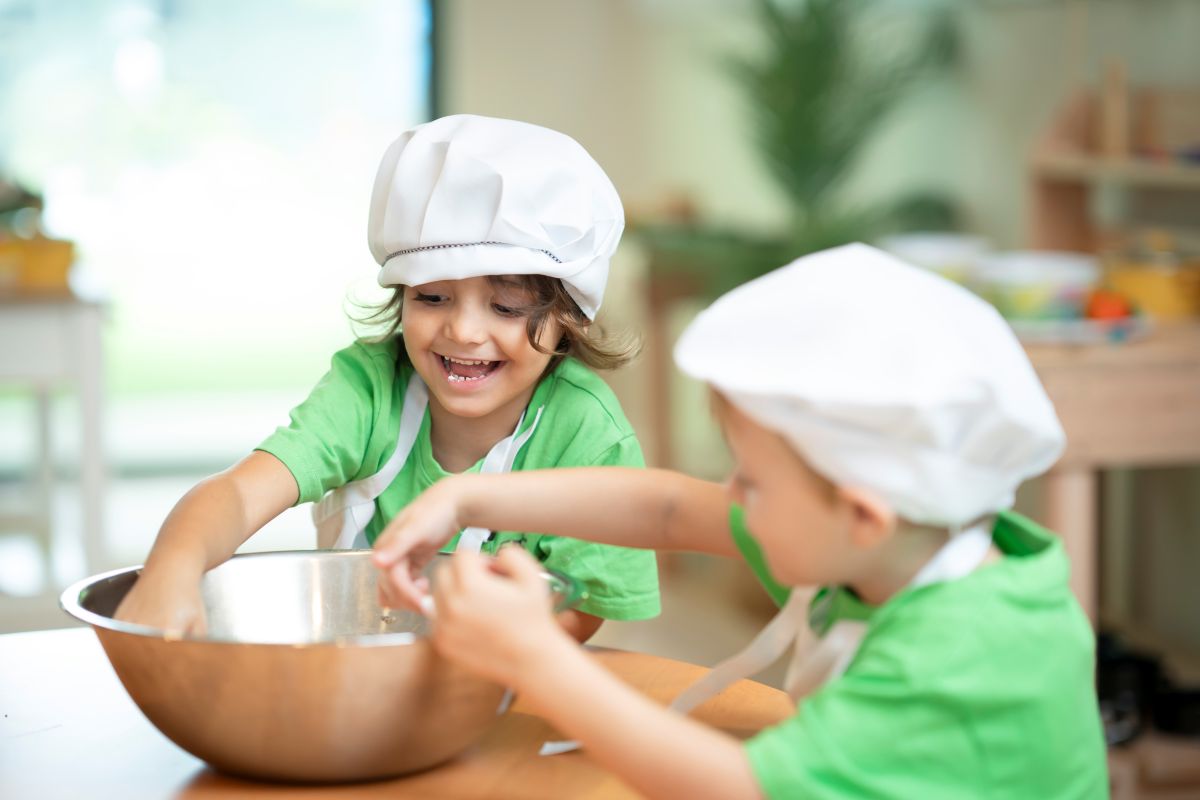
[
  {"xmin": 256, "ymin": 339, "xmax": 660, "ymax": 621},
  {"xmin": 729, "ymin": 506, "xmax": 1108, "ymax": 799}
]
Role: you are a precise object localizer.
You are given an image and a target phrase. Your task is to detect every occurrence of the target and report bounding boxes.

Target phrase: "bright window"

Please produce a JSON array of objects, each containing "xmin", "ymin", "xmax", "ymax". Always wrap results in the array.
[{"xmin": 1, "ymin": 0, "xmax": 432, "ymax": 396}]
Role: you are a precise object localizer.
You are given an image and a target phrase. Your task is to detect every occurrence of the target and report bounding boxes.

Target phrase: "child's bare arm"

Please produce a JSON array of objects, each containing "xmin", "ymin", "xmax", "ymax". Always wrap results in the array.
[
  {"xmin": 556, "ymin": 609, "xmax": 604, "ymax": 643},
  {"xmin": 457, "ymin": 468, "xmax": 736, "ymax": 554},
  {"xmin": 525, "ymin": 638, "xmax": 760, "ymax": 800},
  {"xmin": 433, "ymin": 547, "xmax": 761, "ymax": 800},
  {"xmin": 115, "ymin": 450, "xmax": 299, "ymax": 634},
  {"xmin": 374, "ymin": 467, "xmax": 737, "ymax": 611}
]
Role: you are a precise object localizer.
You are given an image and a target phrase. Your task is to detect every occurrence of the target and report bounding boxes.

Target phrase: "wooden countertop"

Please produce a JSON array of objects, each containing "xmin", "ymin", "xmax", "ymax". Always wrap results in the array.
[
  {"xmin": 1024, "ymin": 322, "xmax": 1200, "ymax": 469},
  {"xmin": 0, "ymin": 628, "xmax": 791, "ymax": 799}
]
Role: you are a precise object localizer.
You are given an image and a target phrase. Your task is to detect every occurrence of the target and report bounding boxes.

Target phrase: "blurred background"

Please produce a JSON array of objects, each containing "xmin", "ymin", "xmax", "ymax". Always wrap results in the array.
[{"xmin": 1, "ymin": 1, "xmax": 1198, "ymax": 793}]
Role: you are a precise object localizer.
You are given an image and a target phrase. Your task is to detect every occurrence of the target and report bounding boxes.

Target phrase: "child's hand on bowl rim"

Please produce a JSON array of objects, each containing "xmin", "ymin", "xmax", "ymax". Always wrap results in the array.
[
  {"xmin": 373, "ymin": 477, "xmax": 471, "ymax": 612},
  {"xmin": 115, "ymin": 568, "xmax": 209, "ymax": 639}
]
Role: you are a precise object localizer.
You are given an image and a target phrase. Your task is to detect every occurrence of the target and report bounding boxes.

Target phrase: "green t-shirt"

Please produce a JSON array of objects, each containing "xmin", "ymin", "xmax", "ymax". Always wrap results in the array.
[
  {"xmin": 257, "ymin": 339, "xmax": 660, "ymax": 621},
  {"xmin": 730, "ymin": 506, "xmax": 1108, "ymax": 799}
]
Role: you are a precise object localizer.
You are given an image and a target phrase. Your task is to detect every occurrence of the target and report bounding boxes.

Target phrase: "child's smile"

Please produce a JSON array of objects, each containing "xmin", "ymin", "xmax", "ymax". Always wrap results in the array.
[{"xmin": 439, "ymin": 354, "xmax": 504, "ymax": 385}]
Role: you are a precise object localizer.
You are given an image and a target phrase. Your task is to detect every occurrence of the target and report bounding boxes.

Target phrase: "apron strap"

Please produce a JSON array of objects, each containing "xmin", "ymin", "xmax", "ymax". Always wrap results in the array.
[
  {"xmin": 456, "ymin": 405, "xmax": 545, "ymax": 552},
  {"xmin": 314, "ymin": 372, "xmax": 546, "ymax": 552},
  {"xmin": 782, "ymin": 619, "xmax": 869, "ymax": 700},
  {"xmin": 669, "ymin": 588, "xmax": 814, "ymax": 714},
  {"xmin": 688, "ymin": 521, "xmax": 995, "ymax": 706},
  {"xmin": 313, "ymin": 375, "xmax": 430, "ymax": 549}
]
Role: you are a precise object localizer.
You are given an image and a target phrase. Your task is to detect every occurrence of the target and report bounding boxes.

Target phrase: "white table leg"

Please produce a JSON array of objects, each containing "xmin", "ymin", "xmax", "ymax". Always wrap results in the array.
[
  {"xmin": 34, "ymin": 383, "xmax": 55, "ymax": 588},
  {"xmin": 76, "ymin": 305, "xmax": 107, "ymax": 576}
]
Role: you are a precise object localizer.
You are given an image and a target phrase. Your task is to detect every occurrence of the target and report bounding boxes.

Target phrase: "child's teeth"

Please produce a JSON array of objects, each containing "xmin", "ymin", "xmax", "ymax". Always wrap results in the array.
[{"xmin": 441, "ymin": 354, "xmax": 497, "ymax": 382}]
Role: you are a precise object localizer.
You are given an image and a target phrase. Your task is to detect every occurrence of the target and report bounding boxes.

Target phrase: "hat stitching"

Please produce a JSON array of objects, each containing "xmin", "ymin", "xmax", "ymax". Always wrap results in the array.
[{"xmin": 385, "ymin": 241, "xmax": 564, "ymax": 265}]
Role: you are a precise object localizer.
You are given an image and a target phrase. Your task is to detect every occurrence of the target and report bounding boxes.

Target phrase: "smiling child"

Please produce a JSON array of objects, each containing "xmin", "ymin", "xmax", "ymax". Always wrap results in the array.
[{"xmin": 117, "ymin": 115, "xmax": 660, "ymax": 641}]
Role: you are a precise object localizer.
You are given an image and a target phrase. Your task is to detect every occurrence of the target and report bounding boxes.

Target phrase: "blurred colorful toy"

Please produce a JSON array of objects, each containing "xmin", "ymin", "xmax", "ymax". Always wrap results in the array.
[{"xmin": 973, "ymin": 251, "xmax": 1100, "ymax": 320}]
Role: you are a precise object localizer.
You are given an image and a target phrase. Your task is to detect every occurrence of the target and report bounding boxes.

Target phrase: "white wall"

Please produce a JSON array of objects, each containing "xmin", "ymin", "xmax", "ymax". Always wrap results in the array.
[{"xmin": 439, "ymin": 0, "xmax": 789, "ymax": 231}]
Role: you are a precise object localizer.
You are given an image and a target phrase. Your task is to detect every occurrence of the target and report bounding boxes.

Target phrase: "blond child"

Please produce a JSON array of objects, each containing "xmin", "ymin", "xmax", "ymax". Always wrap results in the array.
[
  {"xmin": 117, "ymin": 115, "xmax": 660, "ymax": 641},
  {"xmin": 373, "ymin": 244, "xmax": 1108, "ymax": 798}
]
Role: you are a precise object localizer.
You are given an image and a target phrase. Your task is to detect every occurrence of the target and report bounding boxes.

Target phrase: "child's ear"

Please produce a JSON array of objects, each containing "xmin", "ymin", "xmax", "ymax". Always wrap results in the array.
[{"xmin": 837, "ymin": 486, "xmax": 897, "ymax": 550}]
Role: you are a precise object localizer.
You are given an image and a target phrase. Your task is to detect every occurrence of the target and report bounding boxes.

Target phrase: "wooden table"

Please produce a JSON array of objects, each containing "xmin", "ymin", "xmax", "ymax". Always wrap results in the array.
[
  {"xmin": 1026, "ymin": 322, "xmax": 1200, "ymax": 621},
  {"xmin": 0, "ymin": 628, "xmax": 791, "ymax": 799}
]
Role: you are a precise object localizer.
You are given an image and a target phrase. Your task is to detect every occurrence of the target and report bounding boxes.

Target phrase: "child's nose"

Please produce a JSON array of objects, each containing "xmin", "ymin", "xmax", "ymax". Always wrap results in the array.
[{"xmin": 444, "ymin": 304, "xmax": 488, "ymax": 344}]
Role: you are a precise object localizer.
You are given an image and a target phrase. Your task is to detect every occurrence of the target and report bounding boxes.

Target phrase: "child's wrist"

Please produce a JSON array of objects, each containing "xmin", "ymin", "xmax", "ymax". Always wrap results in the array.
[
  {"xmin": 450, "ymin": 472, "xmax": 488, "ymax": 530},
  {"xmin": 509, "ymin": 629, "xmax": 587, "ymax": 705},
  {"xmin": 142, "ymin": 545, "xmax": 206, "ymax": 581}
]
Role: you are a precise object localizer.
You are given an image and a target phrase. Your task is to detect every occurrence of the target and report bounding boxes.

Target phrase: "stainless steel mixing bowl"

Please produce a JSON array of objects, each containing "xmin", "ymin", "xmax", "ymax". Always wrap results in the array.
[{"xmin": 60, "ymin": 550, "xmax": 582, "ymax": 783}]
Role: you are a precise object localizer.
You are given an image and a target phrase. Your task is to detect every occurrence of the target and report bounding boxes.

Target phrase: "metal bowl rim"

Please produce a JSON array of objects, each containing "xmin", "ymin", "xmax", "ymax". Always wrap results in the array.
[
  {"xmin": 59, "ymin": 548, "xmax": 583, "ymax": 647},
  {"xmin": 59, "ymin": 552, "xmax": 424, "ymax": 647}
]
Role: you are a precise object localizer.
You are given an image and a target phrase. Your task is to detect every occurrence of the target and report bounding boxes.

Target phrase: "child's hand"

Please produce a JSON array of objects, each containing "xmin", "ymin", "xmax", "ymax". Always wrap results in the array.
[
  {"xmin": 373, "ymin": 476, "xmax": 472, "ymax": 612},
  {"xmin": 430, "ymin": 546, "xmax": 571, "ymax": 689},
  {"xmin": 115, "ymin": 569, "xmax": 208, "ymax": 638}
]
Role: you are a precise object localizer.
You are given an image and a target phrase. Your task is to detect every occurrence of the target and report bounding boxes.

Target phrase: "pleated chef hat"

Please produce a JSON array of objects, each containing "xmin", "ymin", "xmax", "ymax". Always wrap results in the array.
[
  {"xmin": 367, "ymin": 114, "xmax": 624, "ymax": 320},
  {"xmin": 674, "ymin": 243, "xmax": 1066, "ymax": 528}
]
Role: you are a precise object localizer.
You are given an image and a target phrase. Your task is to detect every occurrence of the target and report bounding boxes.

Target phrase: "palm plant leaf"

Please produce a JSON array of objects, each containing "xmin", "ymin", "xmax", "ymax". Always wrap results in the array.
[{"xmin": 638, "ymin": 0, "xmax": 960, "ymax": 295}]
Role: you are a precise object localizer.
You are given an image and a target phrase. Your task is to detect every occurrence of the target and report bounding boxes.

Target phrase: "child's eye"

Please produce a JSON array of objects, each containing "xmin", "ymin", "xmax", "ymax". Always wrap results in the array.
[
  {"xmin": 414, "ymin": 293, "xmax": 447, "ymax": 305},
  {"xmin": 491, "ymin": 303, "xmax": 524, "ymax": 318}
]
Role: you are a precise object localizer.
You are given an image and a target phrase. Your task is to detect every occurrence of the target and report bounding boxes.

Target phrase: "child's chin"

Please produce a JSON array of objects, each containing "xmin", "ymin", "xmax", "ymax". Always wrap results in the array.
[{"xmin": 438, "ymin": 395, "xmax": 501, "ymax": 419}]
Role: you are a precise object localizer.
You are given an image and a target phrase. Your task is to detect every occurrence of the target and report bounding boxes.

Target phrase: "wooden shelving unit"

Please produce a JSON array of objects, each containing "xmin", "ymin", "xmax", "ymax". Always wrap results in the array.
[
  {"xmin": 1035, "ymin": 152, "xmax": 1200, "ymax": 191},
  {"xmin": 1029, "ymin": 84, "xmax": 1200, "ymax": 251}
]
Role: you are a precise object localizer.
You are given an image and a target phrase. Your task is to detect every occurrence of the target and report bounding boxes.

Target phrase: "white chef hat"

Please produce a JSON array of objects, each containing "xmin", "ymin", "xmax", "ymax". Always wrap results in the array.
[
  {"xmin": 674, "ymin": 243, "xmax": 1065, "ymax": 528},
  {"xmin": 367, "ymin": 114, "xmax": 624, "ymax": 320}
]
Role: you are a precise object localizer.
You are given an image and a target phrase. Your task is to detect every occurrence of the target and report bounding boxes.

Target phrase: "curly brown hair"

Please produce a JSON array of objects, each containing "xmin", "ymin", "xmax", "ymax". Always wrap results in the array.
[{"xmin": 353, "ymin": 274, "xmax": 638, "ymax": 372}]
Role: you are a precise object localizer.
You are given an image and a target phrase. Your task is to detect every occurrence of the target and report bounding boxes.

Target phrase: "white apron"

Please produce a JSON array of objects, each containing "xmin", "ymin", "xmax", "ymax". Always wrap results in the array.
[
  {"xmin": 541, "ymin": 518, "xmax": 995, "ymax": 756},
  {"xmin": 312, "ymin": 374, "xmax": 543, "ymax": 551}
]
